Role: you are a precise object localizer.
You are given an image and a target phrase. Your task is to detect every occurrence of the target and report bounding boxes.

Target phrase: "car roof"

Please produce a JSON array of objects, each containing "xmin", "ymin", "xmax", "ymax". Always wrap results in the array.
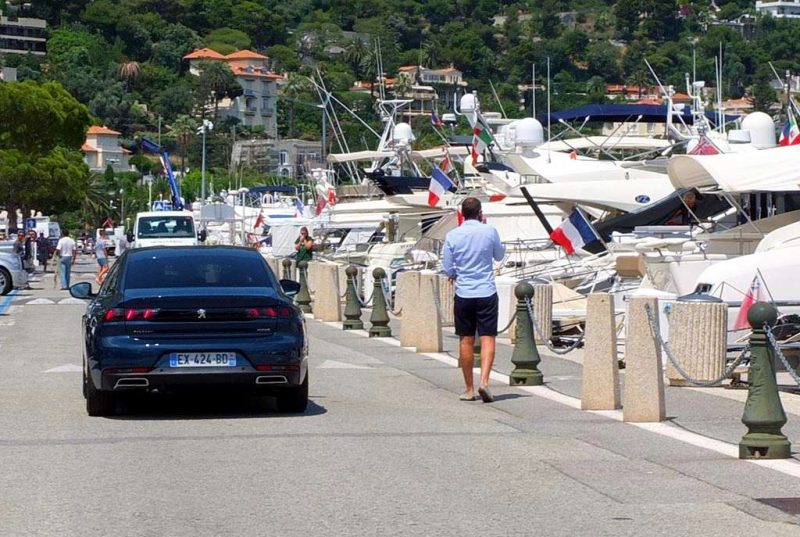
[
  {"xmin": 135, "ymin": 211, "xmax": 194, "ymax": 218},
  {"xmin": 126, "ymin": 245, "xmax": 261, "ymax": 258}
]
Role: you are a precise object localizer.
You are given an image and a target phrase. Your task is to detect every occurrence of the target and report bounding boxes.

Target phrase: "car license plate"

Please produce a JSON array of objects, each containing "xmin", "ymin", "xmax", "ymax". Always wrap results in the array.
[{"xmin": 169, "ymin": 352, "xmax": 237, "ymax": 367}]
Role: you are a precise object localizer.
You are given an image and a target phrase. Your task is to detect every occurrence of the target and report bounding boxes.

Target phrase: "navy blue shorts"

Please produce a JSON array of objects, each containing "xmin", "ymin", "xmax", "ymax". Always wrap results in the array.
[
  {"xmin": 97, "ymin": 257, "xmax": 108, "ymax": 267},
  {"xmin": 454, "ymin": 293, "xmax": 499, "ymax": 337}
]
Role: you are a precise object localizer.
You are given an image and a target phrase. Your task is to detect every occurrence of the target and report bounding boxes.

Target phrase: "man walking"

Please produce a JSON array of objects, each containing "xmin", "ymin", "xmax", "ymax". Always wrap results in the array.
[
  {"xmin": 55, "ymin": 230, "xmax": 76, "ymax": 290},
  {"xmin": 443, "ymin": 197, "xmax": 505, "ymax": 403},
  {"xmin": 95, "ymin": 230, "xmax": 109, "ymax": 284}
]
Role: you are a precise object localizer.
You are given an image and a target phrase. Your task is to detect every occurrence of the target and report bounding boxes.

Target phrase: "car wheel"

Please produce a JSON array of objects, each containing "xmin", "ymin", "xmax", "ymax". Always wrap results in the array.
[
  {"xmin": 0, "ymin": 268, "xmax": 12, "ymax": 295},
  {"xmin": 86, "ymin": 373, "xmax": 115, "ymax": 417},
  {"xmin": 276, "ymin": 372, "xmax": 308, "ymax": 414},
  {"xmin": 82, "ymin": 367, "xmax": 88, "ymax": 399}
]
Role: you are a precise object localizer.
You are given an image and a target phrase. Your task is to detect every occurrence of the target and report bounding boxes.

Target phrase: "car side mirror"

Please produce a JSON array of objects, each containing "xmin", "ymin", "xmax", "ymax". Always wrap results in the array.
[
  {"xmin": 198, "ymin": 229, "xmax": 207, "ymax": 242},
  {"xmin": 70, "ymin": 282, "xmax": 96, "ymax": 299},
  {"xmin": 280, "ymin": 279, "xmax": 300, "ymax": 297},
  {"xmin": 126, "ymin": 232, "xmax": 134, "ymax": 243}
]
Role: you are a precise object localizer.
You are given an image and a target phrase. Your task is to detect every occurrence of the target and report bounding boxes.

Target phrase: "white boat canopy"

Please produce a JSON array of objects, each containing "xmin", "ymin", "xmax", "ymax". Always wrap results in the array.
[
  {"xmin": 326, "ymin": 146, "xmax": 469, "ymax": 164},
  {"xmin": 538, "ymin": 136, "xmax": 672, "ymax": 152},
  {"xmin": 508, "ymin": 177, "xmax": 675, "ymax": 212},
  {"xmin": 668, "ymin": 145, "xmax": 800, "ymax": 192}
]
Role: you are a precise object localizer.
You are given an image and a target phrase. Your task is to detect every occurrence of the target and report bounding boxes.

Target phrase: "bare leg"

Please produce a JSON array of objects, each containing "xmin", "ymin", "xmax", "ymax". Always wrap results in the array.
[
  {"xmin": 479, "ymin": 335, "xmax": 496, "ymax": 388},
  {"xmin": 459, "ymin": 335, "xmax": 475, "ymax": 394}
]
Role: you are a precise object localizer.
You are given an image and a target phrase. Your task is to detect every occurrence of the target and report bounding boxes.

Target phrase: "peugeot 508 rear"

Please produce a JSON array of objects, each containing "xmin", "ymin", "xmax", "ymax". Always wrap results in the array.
[{"xmin": 72, "ymin": 246, "xmax": 307, "ymax": 416}]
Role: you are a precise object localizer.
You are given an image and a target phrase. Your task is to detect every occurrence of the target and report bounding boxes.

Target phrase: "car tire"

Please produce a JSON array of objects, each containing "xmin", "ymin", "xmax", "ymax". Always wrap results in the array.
[
  {"xmin": 276, "ymin": 372, "xmax": 308, "ymax": 414},
  {"xmin": 82, "ymin": 367, "xmax": 88, "ymax": 399},
  {"xmin": 86, "ymin": 374, "xmax": 115, "ymax": 417},
  {"xmin": 0, "ymin": 267, "xmax": 12, "ymax": 295}
]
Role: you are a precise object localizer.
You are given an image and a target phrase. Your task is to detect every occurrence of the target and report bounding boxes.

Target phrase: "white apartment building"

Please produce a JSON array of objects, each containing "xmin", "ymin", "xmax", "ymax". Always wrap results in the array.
[{"xmin": 756, "ymin": 1, "xmax": 800, "ymax": 18}]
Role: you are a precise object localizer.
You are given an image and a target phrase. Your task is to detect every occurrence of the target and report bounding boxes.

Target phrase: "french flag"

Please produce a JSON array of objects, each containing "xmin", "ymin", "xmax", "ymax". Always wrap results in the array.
[
  {"xmin": 549, "ymin": 208, "xmax": 601, "ymax": 254},
  {"xmin": 428, "ymin": 168, "xmax": 454, "ymax": 208}
]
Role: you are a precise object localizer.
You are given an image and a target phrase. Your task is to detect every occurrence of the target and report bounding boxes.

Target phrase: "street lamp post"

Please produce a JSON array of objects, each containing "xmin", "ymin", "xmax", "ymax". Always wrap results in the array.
[{"xmin": 119, "ymin": 188, "xmax": 124, "ymax": 228}]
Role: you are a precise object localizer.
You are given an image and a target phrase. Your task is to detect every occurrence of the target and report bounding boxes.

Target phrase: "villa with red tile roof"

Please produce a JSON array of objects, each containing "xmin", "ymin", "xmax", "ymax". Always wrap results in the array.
[
  {"xmin": 183, "ymin": 49, "xmax": 281, "ymax": 137},
  {"xmin": 82, "ymin": 126, "xmax": 131, "ymax": 172}
]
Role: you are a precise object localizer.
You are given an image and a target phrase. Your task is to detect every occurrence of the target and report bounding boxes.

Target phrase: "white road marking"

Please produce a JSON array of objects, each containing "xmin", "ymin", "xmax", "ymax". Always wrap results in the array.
[
  {"xmin": 44, "ymin": 364, "xmax": 82, "ymax": 373},
  {"xmin": 321, "ymin": 322, "xmax": 800, "ymax": 480},
  {"xmin": 58, "ymin": 298, "xmax": 85, "ymax": 305},
  {"xmin": 317, "ymin": 360, "xmax": 370, "ymax": 370},
  {"xmin": 25, "ymin": 298, "xmax": 55, "ymax": 305}
]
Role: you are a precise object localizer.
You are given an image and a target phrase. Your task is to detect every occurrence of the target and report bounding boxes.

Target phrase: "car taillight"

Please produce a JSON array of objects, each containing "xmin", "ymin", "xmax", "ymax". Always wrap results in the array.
[
  {"xmin": 246, "ymin": 307, "xmax": 294, "ymax": 319},
  {"xmin": 104, "ymin": 308, "xmax": 159, "ymax": 322}
]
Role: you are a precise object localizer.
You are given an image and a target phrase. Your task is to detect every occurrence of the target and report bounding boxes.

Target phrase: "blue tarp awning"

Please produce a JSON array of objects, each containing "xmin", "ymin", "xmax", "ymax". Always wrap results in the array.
[{"xmin": 537, "ymin": 104, "xmax": 739, "ymax": 127}]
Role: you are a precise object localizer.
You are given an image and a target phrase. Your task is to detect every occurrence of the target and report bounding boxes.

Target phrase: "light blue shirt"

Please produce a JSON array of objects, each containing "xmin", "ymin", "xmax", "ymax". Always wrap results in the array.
[{"xmin": 443, "ymin": 219, "xmax": 505, "ymax": 298}]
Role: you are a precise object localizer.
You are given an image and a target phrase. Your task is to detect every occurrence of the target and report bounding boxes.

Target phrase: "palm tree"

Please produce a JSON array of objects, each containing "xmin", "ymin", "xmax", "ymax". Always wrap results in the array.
[
  {"xmin": 169, "ymin": 115, "xmax": 197, "ymax": 179},
  {"xmin": 344, "ymin": 37, "xmax": 368, "ymax": 80},
  {"xmin": 278, "ymin": 73, "xmax": 309, "ymax": 138},
  {"xmin": 393, "ymin": 72, "xmax": 413, "ymax": 98},
  {"xmin": 627, "ymin": 70, "xmax": 650, "ymax": 99},
  {"xmin": 117, "ymin": 61, "xmax": 141, "ymax": 92},
  {"xmin": 196, "ymin": 60, "xmax": 238, "ymax": 119},
  {"xmin": 419, "ymin": 41, "xmax": 436, "ymax": 69},
  {"xmin": 81, "ymin": 174, "xmax": 112, "ymax": 225}
]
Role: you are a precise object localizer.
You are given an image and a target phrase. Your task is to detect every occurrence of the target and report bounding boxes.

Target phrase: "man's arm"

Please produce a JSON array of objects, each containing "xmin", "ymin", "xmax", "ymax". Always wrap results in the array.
[
  {"xmin": 492, "ymin": 228, "xmax": 505, "ymax": 262},
  {"xmin": 442, "ymin": 238, "xmax": 456, "ymax": 279}
]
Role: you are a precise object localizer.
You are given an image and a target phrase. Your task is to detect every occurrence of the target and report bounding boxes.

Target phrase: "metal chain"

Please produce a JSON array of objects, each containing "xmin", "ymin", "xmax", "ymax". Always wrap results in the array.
[
  {"xmin": 497, "ymin": 311, "xmax": 517, "ymax": 335},
  {"xmin": 643, "ymin": 303, "xmax": 749, "ymax": 387},
  {"xmin": 525, "ymin": 297, "xmax": 584, "ymax": 354},
  {"xmin": 380, "ymin": 280, "xmax": 403, "ymax": 317},
  {"xmin": 766, "ymin": 326, "xmax": 800, "ymax": 386}
]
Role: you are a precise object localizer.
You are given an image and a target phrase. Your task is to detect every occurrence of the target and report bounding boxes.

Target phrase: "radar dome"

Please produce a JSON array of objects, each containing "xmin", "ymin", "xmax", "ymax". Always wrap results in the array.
[
  {"xmin": 740, "ymin": 111, "xmax": 776, "ymax": 149},
  {"xmin": 392, "ymin": 122, "xmax": 415, "ymax": 143},
  {"xmin": 460, "ymin": 94, "xmax": 477, "ymax": 113},
  {"xmin": 515, "ymin": 118, "xmax": 544, "ymax": 147}
]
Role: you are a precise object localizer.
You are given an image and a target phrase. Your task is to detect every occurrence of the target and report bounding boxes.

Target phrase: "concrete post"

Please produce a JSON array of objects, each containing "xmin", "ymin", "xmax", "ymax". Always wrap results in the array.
[
  {"xmin": 295, "ymin": 260, "xmax": 312, "ymax": 313},
  {"xmin": 533, "ymin": 283, "xmax": 552, "ymax": 344},
  {"xmin": 581, "ymin": 293, "xmax": 621, "ymax": 410},
  {"xmin": 437, "ymin": 275, "xmax": 455, "ymax": 327},
  {"xmin": 313, "ymin": 264, "xmax": 341, "ymax": 322},
  {"xmin": 740, "ymin": 302, "xmax": 791, "ymax": 459},
  {"xmin": 665, "ymin": 301, "xmax": 727, "ymax": 386},
  {"xmin": 623, "ymin": 296, "xmax": 666, "ymax": 422},
  {"xmin": 306, "ymin": 261, "xmax": 322, "ymax": 296},
  {"xmin": 414, "ymin": 272, "xmax": 443, "ymax": 352},
  {"xmin": 368, "ymin": 268, "xmax": 391, "ymax": 337},
  {"xmin": 265, "ymin": 256, "xmax": 280, "ymax": 278},
  {"xmin": 510, "ymin": 282, "xmax": 543, "ymax": 385},
  {"xmin": 342, "ymin": 266, "xmax": 363, "ymax": 330},
  {"xmin": 398, "ymin": 271, "xmax": 421, "ymax": 347}
]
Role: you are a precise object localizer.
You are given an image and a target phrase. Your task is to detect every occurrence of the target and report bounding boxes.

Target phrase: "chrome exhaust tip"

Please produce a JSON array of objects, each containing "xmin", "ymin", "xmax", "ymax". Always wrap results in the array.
[
  {"xmin": 255, "ymin": 375, "xmax": 288, "ymax": 385},
  {"xmin": 114, "ymin": 378, "xmax": 150, "ymax": 389}
]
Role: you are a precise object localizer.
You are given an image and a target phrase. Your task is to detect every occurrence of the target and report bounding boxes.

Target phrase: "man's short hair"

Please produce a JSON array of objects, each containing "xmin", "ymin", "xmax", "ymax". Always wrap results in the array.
[{"xmin": 461, "ymin": 197, "xmax": 482, "ymax": 220}]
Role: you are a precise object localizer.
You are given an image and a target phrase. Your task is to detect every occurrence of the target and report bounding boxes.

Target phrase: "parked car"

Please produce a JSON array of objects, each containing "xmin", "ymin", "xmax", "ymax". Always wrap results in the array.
[
  {"xmin": 0, "ymin": 251, "xmax": 28, "ymax": 295},
  {"xmin": 71, "ymin": 246, "xmax": 306, "ymax": 416}
]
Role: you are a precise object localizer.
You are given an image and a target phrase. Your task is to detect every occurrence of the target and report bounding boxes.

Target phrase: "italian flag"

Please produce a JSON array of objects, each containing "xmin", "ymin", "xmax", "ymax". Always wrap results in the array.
[{"xmin": 471, "ymin": 125, "xmax": 493, "ymax": 164}]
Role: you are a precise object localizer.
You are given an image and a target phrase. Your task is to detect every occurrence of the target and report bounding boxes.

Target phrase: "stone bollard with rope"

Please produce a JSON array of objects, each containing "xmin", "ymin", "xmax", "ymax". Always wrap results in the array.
[
  {"xmin": 342, "ymin": 265, "xmax": 364, "ymax": 330},
  {"xmin": 526, "ymin": 293, "xmax": 584, "ymax": 356},
  {"xmin": 643, "ymin": 302, "xmax": 751, "ymax": 388},
  {"xmin": 295, "ymin": 260, "xmax": 312, "ymax": 313},
  {"xmin": 368, "ymin": 267, "xmax": 392, "ymax": 337},
  {"xmin": 739, "ymin": 302, "xmax": 791, "ymax": 459}
]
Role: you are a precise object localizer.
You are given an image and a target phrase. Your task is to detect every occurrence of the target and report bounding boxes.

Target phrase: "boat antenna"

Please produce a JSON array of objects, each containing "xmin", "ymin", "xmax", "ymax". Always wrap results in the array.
[
  {"xmin": 646, "ymin": 58, "xmax": 690, "ymax": 138},
  {"xmin": 489, "ymin": 80, "xmax": 507, "ymax": 119},
  {"xmin": 532, "ymin": 64, "xmax": 536, "ymax": 118},
  {"xmin": 546, "ymin": 56, "xmax": 551, "ymax": 163}
]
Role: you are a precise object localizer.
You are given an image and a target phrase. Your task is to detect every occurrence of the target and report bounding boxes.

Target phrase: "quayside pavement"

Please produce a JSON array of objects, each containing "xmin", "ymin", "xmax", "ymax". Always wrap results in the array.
[{"xmin": 1, "ymin": 261, "xmax": 800, "ymax": 536}]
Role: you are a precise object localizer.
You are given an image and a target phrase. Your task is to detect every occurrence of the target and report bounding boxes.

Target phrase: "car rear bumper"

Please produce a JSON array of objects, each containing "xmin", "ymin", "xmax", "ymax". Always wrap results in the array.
[{"xmin": 102, "ymin": 365, "xmax": 306, "ymax": 393}]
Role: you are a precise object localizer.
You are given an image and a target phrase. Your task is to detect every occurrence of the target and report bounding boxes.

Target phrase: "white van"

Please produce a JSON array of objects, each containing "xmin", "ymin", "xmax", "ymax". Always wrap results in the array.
[{"xmin": 131, "ymin": 211, "xmax": 201, "ymax": 248}]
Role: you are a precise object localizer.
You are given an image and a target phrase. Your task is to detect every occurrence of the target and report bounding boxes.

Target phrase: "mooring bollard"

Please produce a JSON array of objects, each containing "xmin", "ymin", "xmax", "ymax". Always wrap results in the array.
[
  {"xmin": 343, "ymin": 265, "xmax": 364, "ymax": 331},
  {"xmin": 666, "ymin": 297, "xmax": 727, "ymax": 386},
  {"xmin": 369, "ymin": 267, "xmax": 391, "ymax": 337},
  {"xmin": 739, "ymin": 302, "xmax": 791, "ymax": 459},
  {"xmin": 623, "ymin": 296, "xmax": 665, "ymax": 423},
  {"xmin": 295, "ymin": 260, "xmax": 312, "ymax": 313},
  {"xmin": 510, "ymin": 282, "xmax": 543, "ymax": 386},
  {"xmin": 282, "ymin": 258, "xmax": 293, "ymax": 281}
]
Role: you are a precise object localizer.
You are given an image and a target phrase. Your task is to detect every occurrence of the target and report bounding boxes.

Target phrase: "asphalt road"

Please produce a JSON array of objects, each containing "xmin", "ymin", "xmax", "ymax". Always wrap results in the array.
[{"xmin": 2, "ymin": 256, "xmax": 800, "ymax": 536}]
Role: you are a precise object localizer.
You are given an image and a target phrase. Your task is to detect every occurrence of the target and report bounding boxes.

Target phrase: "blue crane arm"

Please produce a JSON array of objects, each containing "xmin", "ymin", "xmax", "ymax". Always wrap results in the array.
[{"xmin": 140, "ymin": 138, "xmax": 184, "ymax": 210}]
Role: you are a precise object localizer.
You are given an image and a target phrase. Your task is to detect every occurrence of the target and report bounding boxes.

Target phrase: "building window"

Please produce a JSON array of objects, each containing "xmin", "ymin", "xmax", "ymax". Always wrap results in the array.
[{"xmin": 279, "ymin": 150, "xmax": 289, "ymax": 166}]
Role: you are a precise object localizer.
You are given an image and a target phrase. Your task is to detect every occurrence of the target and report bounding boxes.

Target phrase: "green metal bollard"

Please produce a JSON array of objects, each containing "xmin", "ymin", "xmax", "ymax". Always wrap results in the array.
[
  {"xmin": 368, "ymin": 267, "xmax": 392, "ymax": 337},
  {"xmin": 295, "ymin": 260, "xmax": 312, "ymax": 314},
  {"xmin": 342, "ymin": 265, "xmax": 364, "ymax": 330},
  {"xmin": 739, "ymin": 302, "xmax": 791, "ymax": 459},
  {"xmin": 509, "ymin": 282, "xmax": 543, "ymax": 386},
  {"xmin": 473, "ymin": 331, "xmax": 482, "ymax": 368},
  {"xmin": 282, "ymin": 258, "xmax": 293, "ymax": 281}
]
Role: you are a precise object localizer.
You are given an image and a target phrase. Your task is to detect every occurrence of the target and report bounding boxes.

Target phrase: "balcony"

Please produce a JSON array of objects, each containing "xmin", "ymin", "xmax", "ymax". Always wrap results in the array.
[{"xmin": 261, "ymin": 106, "xmax": 275, "ymax": 116}]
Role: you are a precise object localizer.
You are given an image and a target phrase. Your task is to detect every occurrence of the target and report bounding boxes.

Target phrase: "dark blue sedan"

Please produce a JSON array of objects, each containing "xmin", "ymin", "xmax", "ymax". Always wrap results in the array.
[{"xmin": 71, "ymin": 246, "xmax": 307, "ymax": 416}]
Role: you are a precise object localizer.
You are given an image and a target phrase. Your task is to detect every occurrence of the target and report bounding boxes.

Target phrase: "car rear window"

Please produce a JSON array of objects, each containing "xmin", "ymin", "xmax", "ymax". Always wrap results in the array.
[{"xmin": 125, "ymin": 250, "xmax": 273, "ymax": 289}]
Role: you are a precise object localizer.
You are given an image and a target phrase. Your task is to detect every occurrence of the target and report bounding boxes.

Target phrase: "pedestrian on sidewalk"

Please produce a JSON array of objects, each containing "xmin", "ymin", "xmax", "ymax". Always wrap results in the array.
[
  {"xmin": 13, "ymin": 231, "xmax": 25, "ymax": 268},
  {"xmin": 55, "ymin": 230, "xmax": 76, "ymax": 290},
  {"xmin": 24, "ymin": 230, "xmax": 36, "ymax": 274},
  {"xmin": 95, "ymin": 230, "xmax": 109, "ymax": 284},
  {"xmin": 36, "ymin": 233, "xmax": 49, "ymax": 272},
  {"xmin": 443, "ymin": 197, "xmax": 505, "ymax": 403}
]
